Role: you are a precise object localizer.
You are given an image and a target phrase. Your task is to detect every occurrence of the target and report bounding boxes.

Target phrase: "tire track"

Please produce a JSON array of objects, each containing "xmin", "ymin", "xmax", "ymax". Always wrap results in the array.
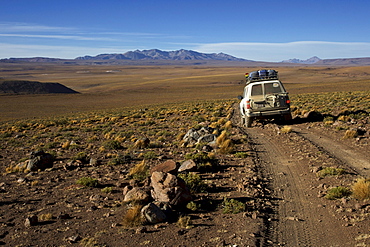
[
  {"xmin": 291, "ymin": 125, "xmax": 370, "ymax": 177},
  {"xmin": 231, "ymin": 103, "xmax": 358, "ymax": 246}
]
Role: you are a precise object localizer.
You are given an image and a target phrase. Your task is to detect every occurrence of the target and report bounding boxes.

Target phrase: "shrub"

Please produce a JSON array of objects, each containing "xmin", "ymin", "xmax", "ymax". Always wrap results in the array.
[
  {"xmin": 186, "ymin": 201, "xmax": 201, "ymax": 211},
  {"xmin": 280, "ymin": 126, "xmax": 292, "ymax": 133},
  {"xmin": 317, "ymin": 167, "xmax": 345, "ymax": 178},
  {"xmin": 325, "ymin": 186, "xmax": 351, "ymax": 200},
  {"xmin": 73, "ymin": 152, "xmax": 89, "ymax": 163},
  {"xmin": 177, "ymin": 215, "xmax": 193, "ymax": 229},
  {"xmin": 108, "ymin": 153, "xmax": 132, "ymax": 165},
  {"xmin": 101, "ymin": 187, "xmax": 113, "ymax": 193},
  {"xmin": 102, "ymin": 140, "xmax": 122, "ymax": 150},
  {"xmin": 352, "ymin": 178, "xmax": 370, "ymax": 200},
  {"xmin": 122, "ymin": 204, "xmax": 144, "ymax": 227},
  {"xmin": 218, "ymin": 139, "xmax": 234, "ymax": 154},
  {"xmin": 343, "ymin": 129, "xmax": 358, "ymax": 139},
  {"xmin": 143, "ymin": 151, "xmax": 157, "ymax": 160},
  {"xmin": 222, "ymin": 198, "xmax": 246, "ymax": 214},
  {"xmin": 234, "ymin": 152, "xmax": 251, "ymax": 158},
  {"xmin": 178, "ymin": 172, "xmax": 208, "ymax": 193},
  {"xmin": 128, "ymin": 160, "xmax": 149, "ymax": 181},
  {"xmin": 38, "ymin": 213, "xmax": 53, "ymax": 221},
  {"xmin": 76, "ymin": 177, "xmax": 99, "ymax": 187}
]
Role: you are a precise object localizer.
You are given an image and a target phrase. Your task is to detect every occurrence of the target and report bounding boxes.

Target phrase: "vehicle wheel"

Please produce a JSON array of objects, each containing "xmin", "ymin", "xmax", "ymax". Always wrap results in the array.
[
  {"xmin": 283, "ymin": 113, "xmax": 293, "ymax": 122},
  {"xmin": 245, "ymin": 116, "xmax": 253, "ymax": 128},
  {"xmin": 240, "ymin": 116, "xmax": 245, "ymax": 126}
]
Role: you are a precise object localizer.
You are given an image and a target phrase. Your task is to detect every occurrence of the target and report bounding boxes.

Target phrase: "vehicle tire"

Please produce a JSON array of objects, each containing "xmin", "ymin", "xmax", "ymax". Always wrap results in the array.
[
  {"xmin": 245, "ymin": 116, "xmax": 253, "ymax": 128},
  {"xmin": 241, "ymin": 116, "xmax": 245, "ymax": 126},
  {"xmin": 283, "ymin": 113, "xmax": 293, "ymax": 123}
]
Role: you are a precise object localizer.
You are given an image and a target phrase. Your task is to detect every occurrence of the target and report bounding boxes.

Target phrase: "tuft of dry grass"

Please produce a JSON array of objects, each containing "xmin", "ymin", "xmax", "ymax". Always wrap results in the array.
[
  {"xmin": 280, "ymin": 125, "xmax": 292, "ymax": 133},
  {"xmin": 122, "ymin": 204, "xmax": 144, "ymax": 228},
  {"xmin": 352, "ymin": 178, "xmax": 370, "ymax": 200},
  {"xmin": 343, "ymin": 129, "xmax": 358, "ymax": 139},
  {"xmin": 218, "ymin": 139, "xmax": 234, "ymax": 154},
  {"xmin": 128, "ymin": 160, "xmax": 149, "ymax": 181},
  {"xmin": 177, "ymin": 215, "xmax": 193, "ymax": 229},
  {"xmin": 38, "ymin": 213, "xmax": 53, "ymax": 221}
]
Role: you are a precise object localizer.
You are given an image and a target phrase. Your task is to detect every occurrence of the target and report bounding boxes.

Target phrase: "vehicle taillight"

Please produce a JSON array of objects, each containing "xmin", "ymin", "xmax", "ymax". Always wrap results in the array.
[
  {"xmin": 286, "ymin": 99, "xmax": 291, "ymax": 104},
  {"xmin": 246, "ymin": 100, "xmax": 251, "ymax": 109}
]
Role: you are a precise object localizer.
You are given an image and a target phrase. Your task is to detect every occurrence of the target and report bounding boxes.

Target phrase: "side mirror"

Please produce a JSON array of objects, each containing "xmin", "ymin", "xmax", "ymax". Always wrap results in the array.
[{"xmin": 237, "ymin": 95, "xmax": 243, "ymax": 100}]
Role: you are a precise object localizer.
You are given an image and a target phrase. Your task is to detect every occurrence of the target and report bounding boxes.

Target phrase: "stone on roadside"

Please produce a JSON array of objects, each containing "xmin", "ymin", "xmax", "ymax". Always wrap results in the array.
[
  {"xmin": 151, "ymin": 160, "xmax": 179, "ymax": 175},
  {"xmin": 123, "ymin": 187, "xmax": 151, "ymax": 204},
  {"xmin": 25, "ymin": 215, "xmax": 38, "ymax": 227},
  {"xmin": 178, "ymin": 159, "xmax": 197, "ymax": 173},
  {"xmin": 151, "ymin": 172, "xmax": 192, "ymax": 206},
  {"xmin": 141, "ymin": 202, "xmax": 167, "ymax": 224},
  {"xmin": 26, "ymin": 151, "xmax": 54, "ymax": 171}
]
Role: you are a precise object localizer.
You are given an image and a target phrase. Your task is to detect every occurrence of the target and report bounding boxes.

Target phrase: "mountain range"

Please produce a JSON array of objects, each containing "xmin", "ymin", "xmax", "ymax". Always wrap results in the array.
[
  {"xmin": 1, "ymin": 49, "xmax": 370, "ymax": 66},
  {"xmin": 75, "ymin": 49, "xmax": 249, "ymax": 61},
  {"xmin": 281, "ymin": 56, "xmax": 322, "ymax": 64}
]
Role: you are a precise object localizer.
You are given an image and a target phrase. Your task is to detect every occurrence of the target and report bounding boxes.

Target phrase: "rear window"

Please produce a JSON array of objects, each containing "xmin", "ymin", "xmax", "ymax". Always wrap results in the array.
[
  {"xmin": 251, "ymin": 82, "xmax": 283, "ymax": 96},
  {"xmin": 265, "ymin": 82, "xmax": 283, "ymax": 94},
  {"xmin": 251, "ymin": 84, "xmax": 263, "ymax": 96}
]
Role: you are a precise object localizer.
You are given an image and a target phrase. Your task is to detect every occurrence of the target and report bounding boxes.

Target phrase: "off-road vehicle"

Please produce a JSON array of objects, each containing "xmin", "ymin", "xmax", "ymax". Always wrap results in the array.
[{"xmin": 238, "ymin": 69, "xmax": 292, "ymax": 127}]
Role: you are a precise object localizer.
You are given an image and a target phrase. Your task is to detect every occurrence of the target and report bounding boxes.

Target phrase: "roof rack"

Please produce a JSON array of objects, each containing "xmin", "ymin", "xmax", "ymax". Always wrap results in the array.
[{"xmin": 245, "ymin": 69, "xmax": 279, "ymax": 84}]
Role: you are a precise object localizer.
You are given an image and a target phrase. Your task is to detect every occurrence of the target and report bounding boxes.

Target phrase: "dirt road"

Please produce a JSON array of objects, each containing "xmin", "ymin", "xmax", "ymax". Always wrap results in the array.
[{"xmin": 233, "ymin": 107, "xmax": 370, "ymax": 246}]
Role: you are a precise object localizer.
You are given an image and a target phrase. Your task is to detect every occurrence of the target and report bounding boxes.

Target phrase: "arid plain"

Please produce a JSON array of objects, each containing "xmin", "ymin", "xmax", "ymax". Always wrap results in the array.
[
  {"xmin": 1, "ymin": 62, "xmax": 370, "ymax": 246},
  {"xmin": 1, "ymin": 63, "xmax": 370, "ymax": 121}
]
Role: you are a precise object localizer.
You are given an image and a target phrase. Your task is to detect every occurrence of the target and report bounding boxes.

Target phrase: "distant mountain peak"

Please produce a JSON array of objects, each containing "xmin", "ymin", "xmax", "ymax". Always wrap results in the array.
[
  {"xmin": 281, "ymin": 56, "xmax": 321, "ymax": 64},
  {"xmin": 75, "ymin": 49, "xmax": 248, "ymax": 61}
]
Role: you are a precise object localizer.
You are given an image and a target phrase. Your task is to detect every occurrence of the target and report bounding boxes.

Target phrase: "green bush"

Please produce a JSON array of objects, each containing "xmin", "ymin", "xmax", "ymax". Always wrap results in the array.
[
  {"xmin": 325, "ymin": 186, "xmax": 351, "ymax": 200},
  {"xmin": 102, "ymin": 140, "xmax": 122, "ymax": 150},
  {"xmin": 222, "ymin": 198, "xmax": 246, "ymax": 214},
  {"xmin": 178, "ymin": 172, "xmax": 208, "ymax": 193},
  {"xmin": 76, "ymin": 177, "xmax": 99, "ymax": 187},
  {"xmin": 317, "ymin": 167, "xmax": 345, "ymax": 178}
]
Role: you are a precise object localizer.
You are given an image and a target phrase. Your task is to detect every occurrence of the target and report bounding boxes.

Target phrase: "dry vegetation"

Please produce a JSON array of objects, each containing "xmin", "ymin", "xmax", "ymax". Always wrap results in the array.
[{"xmin": 0, "ymin": 63, "xmax": 370, "ymax": 246}]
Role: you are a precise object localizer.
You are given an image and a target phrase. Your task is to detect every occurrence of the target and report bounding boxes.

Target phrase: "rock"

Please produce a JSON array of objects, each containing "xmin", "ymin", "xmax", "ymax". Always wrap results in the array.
[
  {"xmin": 134, "ymin": 138, "xmax": 150, "ymax": 149},
  {"xmin": 151, "ymin": 160, "xmax": 179, "ymax": 175},
  {"xmin": 197, "ymin": 134, "xmax": 217, "ymax": 145},
  {"xmin": 202, "ymin": 145, "xmax": 213, "ymax": 152},
  {"xmin": 89, "ymin": 194, "xmax": 103, "ymax": 201},
  {"xmin": 304, "ymin": 111, "xmax": 323, "ymax": 121},
  {"xmin": 66, "ymin": 235, "xmax": 81, "ymax": 243},
  {"xmin": 183, "ymin": 128, "xmax": 201, "ymax": 144},
  {"xmin": 151, "ymin": 172, "xmax": 192, "ymax": 206},
  {"xmin": 89, "ymin": 158, "xmax": 98, "ymax": 166},
  {"xmin": 25, "ymin": 215, "xmax": 38, "ymax": 227},
  {"xmin": 123, "ymin": 187, "xmax": 151, "ymax": 204},
  {"xmin": 141, "ymin": 203, "xmax": 167, "ymax": 224},
  {"xmin": 135, "ymin": 226, "xmax": 147, "ymax": 234},
  {"xmin": 122, "ymin": 185, "xmax": 133, "ymax": 196},
  {"xmin": 178, "ymin": 159, "xmax": 197, "ymax": 173},
  {"xmin": 26, "ymin": 151, "xmax": 54, "ymax": 171}
]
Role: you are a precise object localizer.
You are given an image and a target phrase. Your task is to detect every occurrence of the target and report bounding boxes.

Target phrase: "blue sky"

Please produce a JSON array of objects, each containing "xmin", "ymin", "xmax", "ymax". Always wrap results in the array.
[{"xmin": 1, "ymin": 0, "xmax": 370, "ymax": 62}]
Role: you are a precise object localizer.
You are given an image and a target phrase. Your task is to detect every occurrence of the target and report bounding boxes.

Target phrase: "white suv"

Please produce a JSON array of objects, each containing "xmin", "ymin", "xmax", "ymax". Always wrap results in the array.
[{"xmin": 238, "ymin": 70, "xmax": 292, "ymax": 127}]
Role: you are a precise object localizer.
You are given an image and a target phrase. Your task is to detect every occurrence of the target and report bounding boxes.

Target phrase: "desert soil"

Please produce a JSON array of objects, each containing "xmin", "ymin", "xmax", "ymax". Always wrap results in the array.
[{"xmin": 0, "ymin": 103, "xmax": 369, "ymax": 247}]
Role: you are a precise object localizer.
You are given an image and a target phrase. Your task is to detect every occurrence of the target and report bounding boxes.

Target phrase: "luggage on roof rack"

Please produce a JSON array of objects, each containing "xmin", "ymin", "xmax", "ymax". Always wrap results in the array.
[{"xmin": 246, "ymin": 69, "xmax": 278, "ymax": 83}]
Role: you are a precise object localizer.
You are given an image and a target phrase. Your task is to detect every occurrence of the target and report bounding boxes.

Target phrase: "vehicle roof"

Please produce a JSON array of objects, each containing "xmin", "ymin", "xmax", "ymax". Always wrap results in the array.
[{"xmin": 245, "ymin": 79, "xmax": 281, "ymax": 86}]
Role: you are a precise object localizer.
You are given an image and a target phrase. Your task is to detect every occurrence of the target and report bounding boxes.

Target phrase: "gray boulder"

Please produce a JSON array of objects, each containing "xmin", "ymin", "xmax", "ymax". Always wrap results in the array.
[
  {"xmin": 178, "ymin": 159, "xmax": 197, "ymax": 173},
  {"xmin": 26, "ymin": 151, "xmax": 54, "ymax": 171},
  {"xmin": 141, "ymin": 202, "xmax": 167, "ymax": 224}
]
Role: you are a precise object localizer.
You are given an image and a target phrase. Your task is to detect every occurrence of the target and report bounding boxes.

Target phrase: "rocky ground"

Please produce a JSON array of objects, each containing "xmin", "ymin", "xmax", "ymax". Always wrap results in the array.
[{"xmin": 0, "ymin": 98, "xmax": 369, "ymax": 246}]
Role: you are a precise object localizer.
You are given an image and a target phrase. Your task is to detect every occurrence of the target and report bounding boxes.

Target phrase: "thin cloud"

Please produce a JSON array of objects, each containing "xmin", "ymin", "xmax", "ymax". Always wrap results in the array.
[
  {"xmin": 0, "ymin": 33, "xmax": 116, "ymax": 41},
  {"xmin": 0, "ymin": 43, "xmax": 129, "ymax": 59},
  {"xmin": 0, "ymin": 22, "xmax": 76, "ymax": 33}
]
